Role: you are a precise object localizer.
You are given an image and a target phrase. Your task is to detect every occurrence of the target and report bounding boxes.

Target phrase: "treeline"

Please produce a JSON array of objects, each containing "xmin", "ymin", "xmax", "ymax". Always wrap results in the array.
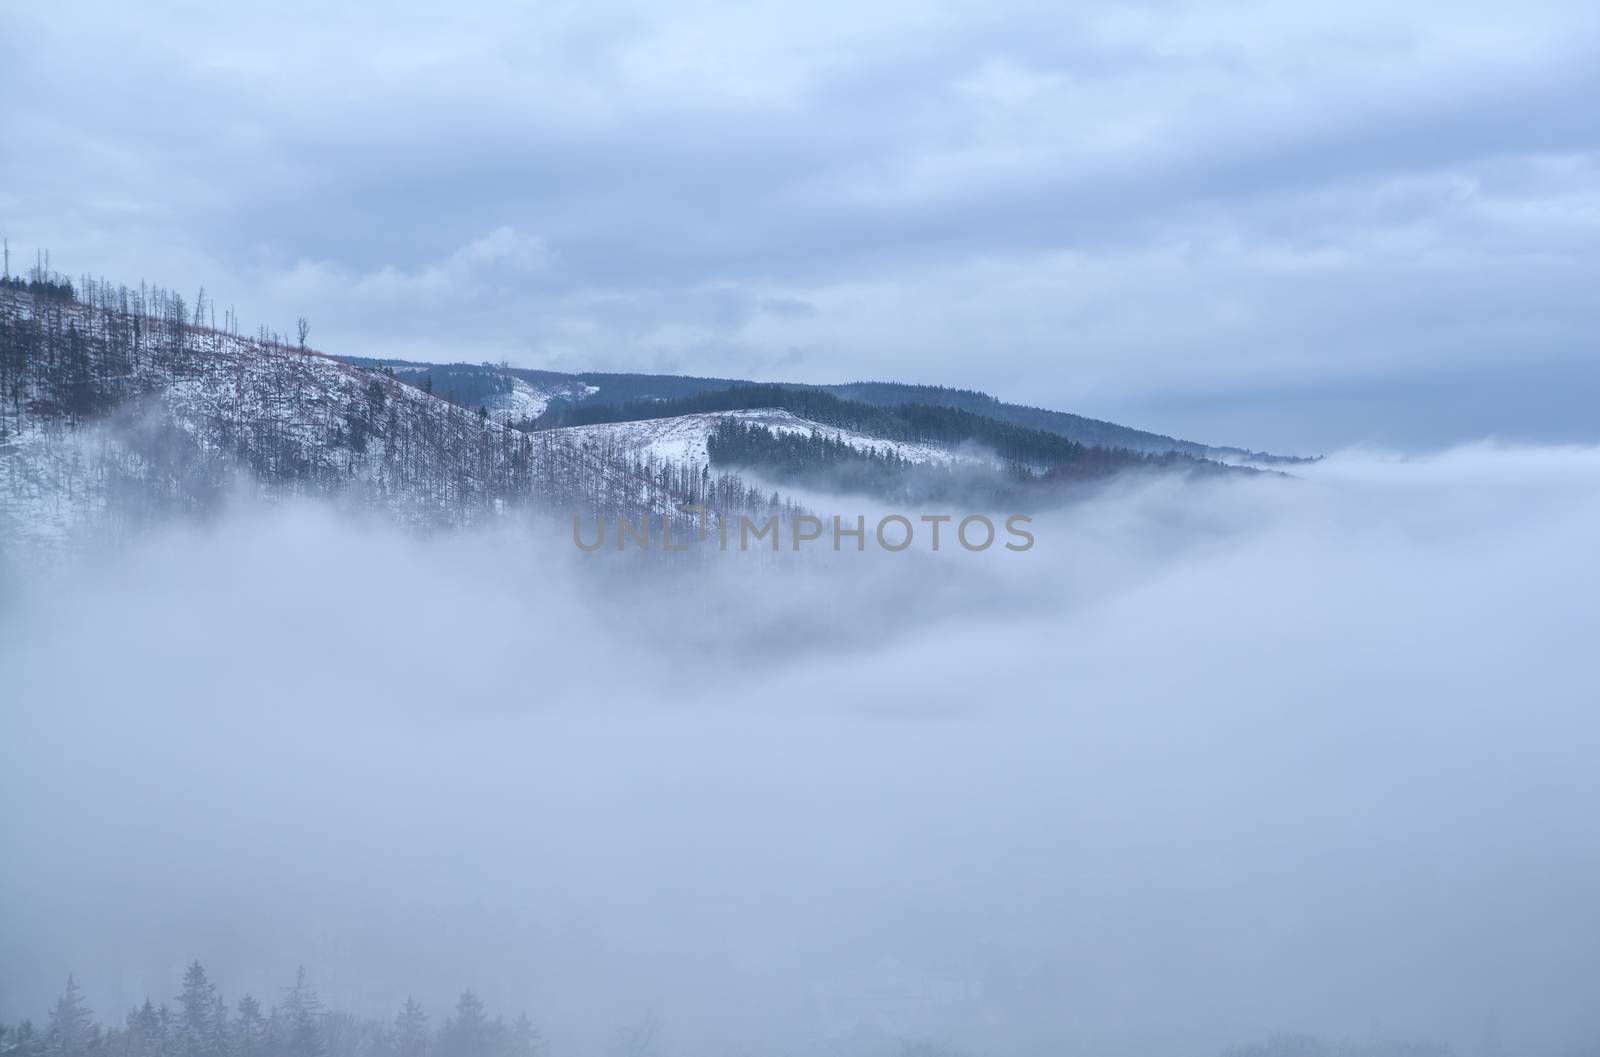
[
  {"xmin": 393, "ymin": 365, "xmax": 516, "ymax": 412},
  {"xmin": 1221, "ymin": 1035, "xmax": 1455, "ymax": 1057},
  {"xmin": 824, "ymin": 380, "xmax": 1233, "ymax": 459},
  {"xmin": 0, "ymin": 274, "xmax": 76, "ymax": 302},
  {"xmin": 2, "ymin": 247, "xmax": 78, "ymax": 302},
  {"xmin": 706, "ymin": 419, "xmax": 919, "ymax": 478},
  {"xmin": 565, "ymin": 422, "xmax": 806, "ymax": 528},
  {"xmin": 534, "ymin": 383, "xmax": 1217, "ymax": 475},
  {"xmin": 0, "ymin": 964, "xmax": 541, "ymax": 1057},
  {"xmin": 703, "ymin": 419, "xmax": 994, "ymax": 502},
  {"xmin": 703, "ymin": 418, "xmax": 1244, "ymax": 506}
]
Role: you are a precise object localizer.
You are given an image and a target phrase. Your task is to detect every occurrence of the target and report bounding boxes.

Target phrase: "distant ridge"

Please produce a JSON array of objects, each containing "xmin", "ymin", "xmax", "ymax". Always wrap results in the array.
[
  {"xmin": 821, "ymin": 382, "xmax": 1311, "ymax": 465},
  {"xmin": 337, "ymin": 359, "xmax": 1309, "ymax": 464}
]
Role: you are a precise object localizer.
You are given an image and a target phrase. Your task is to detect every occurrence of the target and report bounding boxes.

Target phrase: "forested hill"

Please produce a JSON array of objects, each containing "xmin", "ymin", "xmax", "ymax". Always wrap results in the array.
[
  {"xmin": 2, "ymin": 266, "xmax": 1280, "ymax": 549},
  {"xmin": 530, "ymin": 382, "xmax": 1221, "ymax": 475},
  {"xmin": 335, "ymin": 361, "xmax": 1306, "ymax": 463},
  {"xmin": 821, "ymin": 382, "xmax": 1308, "ymax": 464},
  {"xmin": 0, "ymin": 281, "xmax": 777, "ymax": 547}
]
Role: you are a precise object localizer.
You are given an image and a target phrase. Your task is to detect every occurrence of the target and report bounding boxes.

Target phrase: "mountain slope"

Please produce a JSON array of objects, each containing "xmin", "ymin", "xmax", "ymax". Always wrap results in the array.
[
  {"xmin": 0, "ymin": 286, "xmax": 767, "ymax": 547},
  {"xmin": 4, "ymin": 274, "xmax": 1279, "ymax": 551},
  {"xmin": 820, "ymin": 382, "xmax": 1305, "ymax": 464},
  {"xmin": 545, "ymin": 409, "xmax": 980, "ymax": 469},
  {"xmin": 345, "ymin": 358, "xmax": 597, "ymax": 423},
  {"xmin": 335, "ymin": 359, "xmax": 1306, "ymax": 463}
]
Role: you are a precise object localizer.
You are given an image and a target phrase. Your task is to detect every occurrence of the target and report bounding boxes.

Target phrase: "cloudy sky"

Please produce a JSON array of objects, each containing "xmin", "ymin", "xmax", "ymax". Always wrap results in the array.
[{"xmin": 3, "ymin": 0, "xmax": 1597, "ymax": 453}]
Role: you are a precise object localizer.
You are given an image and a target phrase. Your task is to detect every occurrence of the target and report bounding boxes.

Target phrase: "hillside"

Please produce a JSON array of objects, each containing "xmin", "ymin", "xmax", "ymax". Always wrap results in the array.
[
  {"xmin": 821, "ymin": 382, "xmax": 1306, "ymax": 464},
  {"xmin": 0, "ymin": 284, "xmax": 772, "ymax": 548},
  {"xmin": 3, "ymin": 272, "xmax": 1272, "ymax": 550},
  {"xmin": 336, "ymin": 359, "xmax": 1306, "ymax": 463},
  {"xmin": 544, "ymin": 408, "xmax": 980, "ymax": 468},
  {"xmin": 342, "ymin": 358, "xmax": 598, "ymax": 423}
]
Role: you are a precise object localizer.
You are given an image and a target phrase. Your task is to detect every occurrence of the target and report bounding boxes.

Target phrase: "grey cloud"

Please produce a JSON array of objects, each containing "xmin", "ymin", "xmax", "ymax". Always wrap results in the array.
[{"xmin": 3, "ymin": 1, "xmax": 1598, "ymax": 448}]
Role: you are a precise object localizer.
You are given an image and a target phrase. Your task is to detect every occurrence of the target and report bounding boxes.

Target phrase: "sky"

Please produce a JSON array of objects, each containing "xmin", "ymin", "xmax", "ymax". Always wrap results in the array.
[
  {"xmin": 5, "ymin": 445, "xmax": 1600, "ymax": 1055},
  {"xmin": 3, "ymin": 0, "xmax": 1598, "ymax": 454}
]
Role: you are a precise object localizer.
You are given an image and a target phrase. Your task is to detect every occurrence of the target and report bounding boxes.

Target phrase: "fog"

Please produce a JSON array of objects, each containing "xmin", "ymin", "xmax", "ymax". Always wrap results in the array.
[{"xmin": 3, "ymin": 445, "xmax": 1599, "ymax": 1057}]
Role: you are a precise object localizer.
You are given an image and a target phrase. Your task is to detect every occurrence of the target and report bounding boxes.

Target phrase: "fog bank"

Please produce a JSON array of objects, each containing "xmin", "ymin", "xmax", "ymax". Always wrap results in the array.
[{"xmin": 3, "ymin": 444, "xmax": 1599, "ymax": 1057}]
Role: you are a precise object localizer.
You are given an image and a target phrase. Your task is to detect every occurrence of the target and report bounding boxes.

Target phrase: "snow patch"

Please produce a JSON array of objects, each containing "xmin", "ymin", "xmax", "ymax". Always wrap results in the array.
[{"xmin": 544, "ymin": 409, "xmax": 978, "ymax": 467}]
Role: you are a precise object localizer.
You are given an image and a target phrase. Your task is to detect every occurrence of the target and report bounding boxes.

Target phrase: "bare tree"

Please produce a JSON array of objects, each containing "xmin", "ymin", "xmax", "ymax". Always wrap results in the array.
[
  {"xmin": 296, "ymin": 317, "xmax": 310, "ymax": 349},
  {"xmin": 616, "ymin": 1010, "xmax": 659, "ymax": 1057}
]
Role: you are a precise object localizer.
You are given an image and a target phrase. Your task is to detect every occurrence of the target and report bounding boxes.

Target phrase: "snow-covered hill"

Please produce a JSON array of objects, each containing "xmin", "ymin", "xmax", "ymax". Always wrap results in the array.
[
  {"xmin": 486, "ymin": 377, "xmax": 574, "ymax": 421},
  {"xmin": 1, "ymin": 275, "xmax": 1259, "ymax": 552},
  {"xmin": 0, "ymin": 286, "xmax": 751, "ymax": 548},
  {"xmin": 383, "ymin": 363, "xmax": 596, "ymax": 422},
  {"xmin": 544, "ymin": 408, "xmax": 980, "ymax": 468}
]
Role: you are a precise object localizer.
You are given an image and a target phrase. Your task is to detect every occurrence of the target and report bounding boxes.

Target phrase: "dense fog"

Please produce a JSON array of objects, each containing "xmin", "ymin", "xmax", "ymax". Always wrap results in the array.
[{"xmin": 3, "ymin": 445, "xmax": 1598, "ymax": 1057}]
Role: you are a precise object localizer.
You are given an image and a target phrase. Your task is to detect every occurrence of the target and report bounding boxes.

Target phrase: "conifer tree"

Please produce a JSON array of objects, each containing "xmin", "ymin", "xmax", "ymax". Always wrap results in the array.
[
  {"xmin": 435, "ymin": 992, "xmax": 490, "ymax": 1057},
  {"xmin": 175, "ymin": 960, "xmax": 218, "ymax": 1057},
  {"xmin": 232, "ymin": 995, "xmax": 267, "ymax": 1057},
  {"xmin": 44, "ymin": 975, "xmax": 95, "ymax": 1057},
  {"xmin": 392, "ymin": 999, "xmax": 428, "ymax": 1057},
  {"xmin": 271, "ymin": 969, "xmax": 324, "ymax": 1057}
]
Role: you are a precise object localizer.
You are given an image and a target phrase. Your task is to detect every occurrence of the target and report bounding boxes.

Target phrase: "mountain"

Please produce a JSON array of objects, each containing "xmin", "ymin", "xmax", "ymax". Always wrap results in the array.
[
  {"xmin": 0, "ymin": 282, "xmax": 773, "ymax": 548},
  {"xmin": 344, "ymin": 358, "xmax": 598, "ymax": 420},
  {"xmin": 338, "ymin": 359, "xmax": 1306, "ymax": 464},
  {"xmin": 819, "ymin": 382, "xmax": 1304, "ymax": 464},
  {"xmin": 3, "ymin": 274, "xmax": 1274, "ymax": 550}
]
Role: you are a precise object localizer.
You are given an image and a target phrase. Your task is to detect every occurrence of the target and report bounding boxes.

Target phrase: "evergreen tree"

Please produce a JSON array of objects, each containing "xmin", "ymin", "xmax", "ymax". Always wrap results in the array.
[
  {"xmin": 434, "ymin": 994, "xmax": 491, "ymax": 1057},
  {"xmin": 505, "ymin": 1013, "xmax": 541, "ymax": 1057},
  {"xmin": 392, "ymin": 1000, "xmax": 427, "ymax": 1057},
  {"xmin": 9, "ymin": 1020, "xmax": 39, "ymax": 1057},
  {"xmin": 269, "ymin": 969, "xmax": 324, "ymax": 1057},
  {"xmin": 175, "ymin": 961, "xmax": 217, "ymax": 1057},
  {"xmin": 231, "ymin": 996, "xmax": 266, "ymax": 1057},
  {"xmin": 124, "ymin": 999, "xmax": 165, "ymax": 1057},
  {"xmin": 206, "ymin": 995, "xmax": 230, "ymax": 1057},
  {"xmin": 44, "ymin": 975, "xmax": 95, "ymax": 1057}
]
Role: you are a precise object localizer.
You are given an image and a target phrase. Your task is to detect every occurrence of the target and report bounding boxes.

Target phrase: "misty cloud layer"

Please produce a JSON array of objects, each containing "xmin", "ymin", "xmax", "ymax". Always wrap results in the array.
[
  {"xmin": 5, "ymin": 0, "xmax": 1600, "ymax": 450},
  {"xmin": 4, "ymin": 445, "xmax": 1598, "ymax": 1056}
]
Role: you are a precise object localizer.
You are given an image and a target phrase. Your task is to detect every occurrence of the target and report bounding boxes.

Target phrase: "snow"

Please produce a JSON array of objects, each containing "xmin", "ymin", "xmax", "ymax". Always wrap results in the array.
[
  {"xmin": 0, "ymin": 289, "xmax": 981, "ymax": 552},
  {"xmin": 485, "ymin": 377, "xmax": 557, "ymax": 421},
  {"xmin": 0, "ymin": 422, "xmax": 112, "ymax": 546},
  {"xmin": 543, "ymin": 409, "xmax": 979, "ymax": 467},
  {"xmin": 379, "ymin": 365, "xmax": 590, "ymax": 422},
  {"xmin": 0, "ymin": 291, "xmax": 696, "ymax": 549}
]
